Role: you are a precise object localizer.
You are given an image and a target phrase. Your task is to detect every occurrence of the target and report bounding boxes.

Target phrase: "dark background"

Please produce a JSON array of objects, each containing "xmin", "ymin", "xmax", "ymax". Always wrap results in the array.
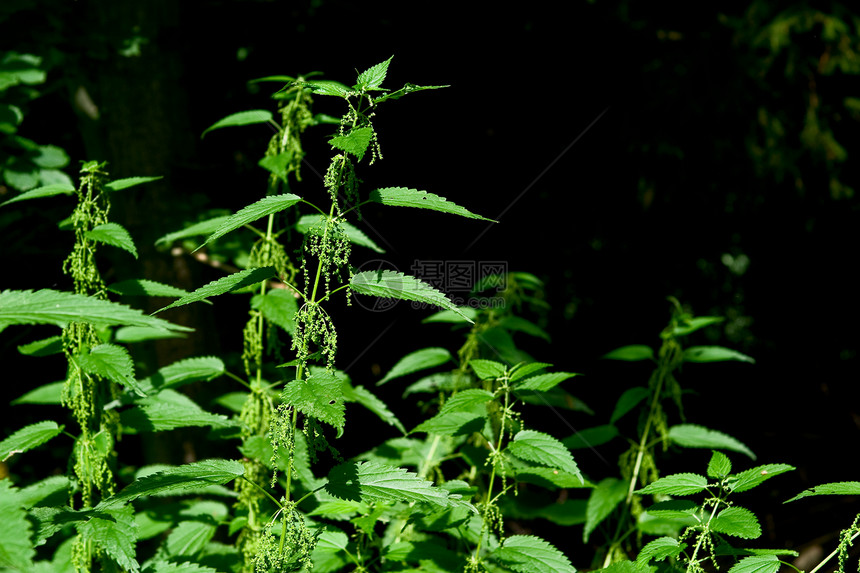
[{"xmin": 2, "ymin": 0, "xmax": 858, "ymax": 568}]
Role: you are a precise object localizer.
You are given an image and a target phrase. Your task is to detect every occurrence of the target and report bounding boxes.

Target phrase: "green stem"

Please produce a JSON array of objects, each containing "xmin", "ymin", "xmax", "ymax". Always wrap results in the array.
[
  {"xmin": 807, "ymin": 528, "xmax": 860, "ymax": 573},
  {"xmin": 626, "ymin": 354, "xmax": 671, "ymax": 503},
  {"xmin": 473, "ymin": 380, "xmax": 511, "ymax": 562},
  {"xmin": 241, "ymin": 475, "xmax": 286, "ymax": 510}
]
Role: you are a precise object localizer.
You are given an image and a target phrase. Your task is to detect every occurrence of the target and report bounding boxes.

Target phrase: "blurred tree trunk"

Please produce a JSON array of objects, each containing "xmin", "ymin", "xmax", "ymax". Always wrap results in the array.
[{"xmin": 75, "ymin": 0, "xmax": 217, "ymax": 464}]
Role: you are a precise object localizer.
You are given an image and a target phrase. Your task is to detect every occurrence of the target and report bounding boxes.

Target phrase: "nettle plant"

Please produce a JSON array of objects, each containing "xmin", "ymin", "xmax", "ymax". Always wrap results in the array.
[
  {"xmin": 0, "ymin": 57, "xmax": 578, "ymax": 573},
  {"xmin": 1, "ymin": 56, "xmax": 855, "ymax": 573}
]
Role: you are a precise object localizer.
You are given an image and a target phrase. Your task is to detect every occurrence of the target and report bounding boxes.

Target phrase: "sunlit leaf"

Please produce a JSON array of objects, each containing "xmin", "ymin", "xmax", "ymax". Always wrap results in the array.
[
  {"xmin": 785, "ymin": 481, "xmax": 860, "ymax": 502},
  {"xmin": 683, "ymin": 346, "xmax": 755, "ymax": 364},
  {"xmin": 584, "ymin": 477, "xmax": 627, "ymax": 542},
  {"xmin": 507, "ymin": 430, "xmax": 581, "ymax": 482},
  {"xmin": 0, "ymin": 289, "xmax": 191, "ymax": 333},
  {"xmin": 379, "ymin": 347, "xmax": 453, "ymax": 385},
  {"xmin": 100, "ymin": 459, "xmax": 245, "ymax": 507},
  {"xmin": 356, "ymin": 56, "xmax": 393, "ymax": 90},
  {"xmin": 350, "ymin": 270, "xmax": 472, "ymax": 322},
  {"xmin": 325, "ymin": 460, "xmax": 449, "ymax": 509},
  {"xmin": 154, "ymin": 215, "xmax": 230, "ymax": 246},
  {"xmin": 636, "ymin": 536, "xmax": 685, "ymax": 566},
  {"xmin": 492, "ymin": 534, "xmax": 575, "ymax": 573},
  {"xmin": 154, "ymin": 267, "xmax": 277, "ymax": 313},
  {"xmin": 711, "ymin": 506, "xmax": 761, "ymax": 539},
  {"xmin": 727, "ymin": 464, "xmax": 794, "ymax": 493},
  {"xmin": 0, "ymin": 421, "xmax": 63, "ymax": 462},
  {"xmin": 0, "ymin": 183, "xmax": 74, "ymax": 207},
  {"xmin": 0, "ymin": 481, "xmax": 36, "ymax": 570},
  {"xmin": 76, "ymin": 343, "xmax": 143, "ymax": 396},
  {"xmin": 201, "ymin": 110, "xmax": 273, "ymax": 138},
  {"xmin": 195, "ymin": 195, "xmax": 301, "ymax": 250},
  {"xmin": 636, "ymin": 473, "xmax": 708, "ymax": 496},
  {"xmin": 105, "ymin": 176, "xmax": 163, "ymax": 192},
  {"xmin": 283, "ymin": 371, "xmax": 345, "ymax": 436},
  {"xmin": 330, "ymin": 126, "xmax": 372, "ymax": 161},
  {"xmin": 602, "ymin": 345, "xmax": 654, "ymax": 361},
  {"xmin": 368, "ymin": 187, "xmax": 495, "ymax": 221},
  {"xmin": 668, "ymin": 424, "xmax": 755, "ymax": 459}
]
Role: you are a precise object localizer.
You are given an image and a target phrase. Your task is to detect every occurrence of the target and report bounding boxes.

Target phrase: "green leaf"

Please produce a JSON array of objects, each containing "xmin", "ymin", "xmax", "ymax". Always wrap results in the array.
[
  {"xmin": 368, "ymin": 187, "xmax": 495, "ymax": 221},
  {"xmin": 412, "ymin": 411, "xmax": 486, "ymax": 437},
  {"xmin": 32, "ymin": 145, "xmax": 69, "ymax": 169},
  {"xmin": 296, "ymin": 214, "xmax": 385, "ymax": 253},
  {"xmin": 121, "ymin": 389, "xmax": 234, "ymax": 431},
  {"xmin": 610, "ymin": 387, "xmax": 650, "ymax": 424},
  {"xmin": 77, "ymin": 343, "xmax": 143, "ymax": 396},
  {"xmin": 325, "ymin": 460, "xmax": 449, "ymax": 509},
  {"xmin": 1, "ymin": 421, "xmax": 62, "ymax": 462},
  {"xmin": 77, "ymin": 503, "xmax": 140, "ymax": 572},
  {"xmin": 563, "ymin": 425, "xmax": 619, "ymax": 449},
  {"xmin": 507, "ymin": 430, "xmax": 581, "ymax": 481},
  {"xmin": 201, "ymin": 110, "xmax": 273, "ymax": 138},
  {"xmin": 509, "ymin": 362, "xmax": 553, "ymax": 382},
  {"xmin": 151, "ymin": 561, "xmax": 218, "ymax": 573},
  {"xmin": 786, "ymin": 481, "xmax": 860, "ymax": 502},
  {"xmin": 108, "ymin": 279, "xmax": 192, "ymax": 298},
  {"xmin": 711, "ymin": 506, "xmax": 761, "ymax": 539},
  {"xmin": 356, "ymin": 56, "xmax": 392, "ymax": 90},
  {"xmin": 636, "ymin": 473, "xmax": 708, "ymax": 496},
  {"xmin": 727, "ymin": 464, "xmax": 794, "ymax": 493},
  {"xmin": 708, "ymin": 451, "xmax": 733, "ymax": 479},
  {"xmin": 350, "ymin": 270, "xmax": 473, "ymax": 322},
  {"xmin": 154, "ymin": 215, "xmax": 231, "ymax": 246},
  {"xmin": 683, "ymin": 346, "xmax": 755, "ymax": 364},
  {"xmin": 12, "ymin": 381, "xmax": 64, "ymax": 405},
  {"xmin": 329, "ymin": 126, "xmax": 373, "ymax": 161},
  {"xmin": 258, "ymin": 150, "xmax": 294, "ymax": 180},
  {"xmin": 514, "ymin": 371, "xmax": 579, "ymax": 392},
  {"xmin": 379, "ymin": 347, "xmax": 453, "ymax": 385},
  {"xmin": 86, "ymin": 222, "xmax": 138, "ymax": 258},
  {"xmin": 584, "ymin": 477, "xmax": 627, "ymax": 542},
  {"xmin": 114, "ymin": 327, "xmax": 186, "ymax": 343},
  {"xmin": 728, "ymin": 555, "xmax": 781, "ymax": 573},
  {"xmin": 0, "ymin": 183, "xmax": 74, "ymax": 207},
  {"xmin": 372, "ymin": 82, "xmax": 448, "ymax": 104},
  {"xmin": 0, "ymin": 289, "xmax": 192, "ymax": 333},
  {"xmin": 602, "ymin": 344, "xmax": 654, "ymax": 361},
  {"xmin": 165, "ymin": 521, "xmax": 216, "ymax": 558},
  {"xmin": 671, "ymin": 316, "xmax": 724, "ymax": 337},
  {"xmin": 251, "ymin": 289, "xmax": 298, "ymax": 334},
  {"xmin": 105, "ymin": 176, "xmax": 163, "ymax": 192},
  {"xmin": 341, "ymin": 383, "xmax": 406, "ymax": 435},
  {"xmin": 492, "ymin": 534, "xmax": 576, "ymax": 573},
  {"xmin": 593, "ymin": 561, "xmax": 653, "ymax": 573},
  {"xmin": 439, "ymin": 389, "xmax": 494, "ymax": 415},
  {"xmin": 299, "ymin": 80, "xmax": 351, "ymax": 97},
  {"xmin": 636, "ymin": 536, "xmax": 685, "ymax": 566},
  {"xmin": 195, "ymin": 195, "xmax": 301, "ymax": 250},
  {"xmin": 154, "ymin": 267, "xmax": 277, "ymax": 313},
  {"xmin": 668, "ymin": 424, "xmax": 755, "ymax": 459},
  {"xmin": 469, "ymin": 359, "xmax": 506, "ymax": 380},
  {"xmin": 136, "ymin": 356, "xmax": 225, "ymax": 395},
  {"xmin": 17, "ymin": 335, "xmax": 63, "ymax": 356},
  {"xmin": 646, "ymin": 500, "xmax": 698, "ymax": 519},
  {"xmin": 0, "ymin": 481, "xmax": 35, "ymax": 570},
  {"xmin": 421, "ymin": 307, "xmax": 478, "ymax": 323},
  {"xmin": 101, "ymin": 459, "xmax": 245, "ymax": 507},
  {"xmin": 282, "ymin": 372, "xmax": 345, "ymax": 436},
  {"xmin": 499, "ymin": 315, "xmax": 550, "ymax": 342}
]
